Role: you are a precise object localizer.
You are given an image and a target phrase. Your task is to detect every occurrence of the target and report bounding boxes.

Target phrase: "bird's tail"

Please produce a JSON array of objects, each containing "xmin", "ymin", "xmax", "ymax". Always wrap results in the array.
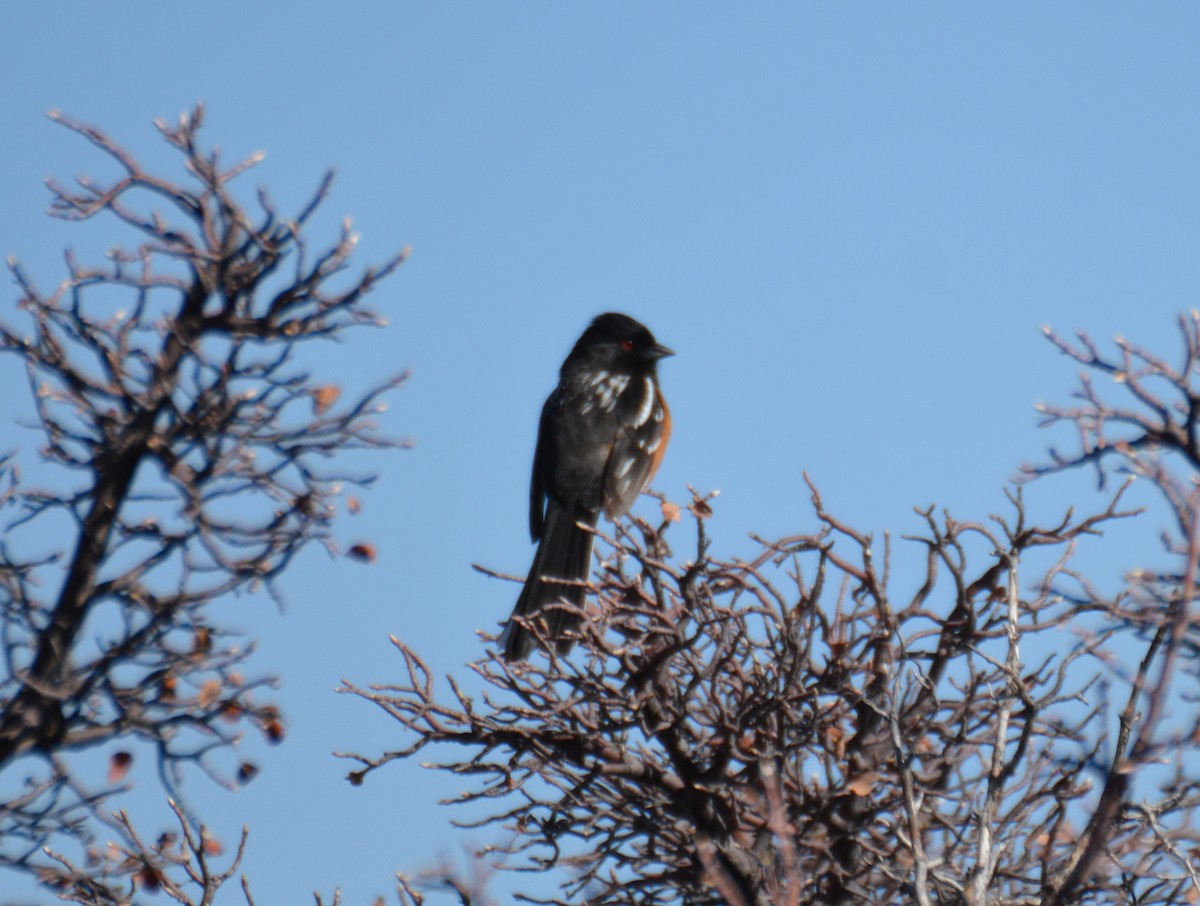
[{"xmin": 501, "ymin": 500, "xmax": 598, "ymax": 660}]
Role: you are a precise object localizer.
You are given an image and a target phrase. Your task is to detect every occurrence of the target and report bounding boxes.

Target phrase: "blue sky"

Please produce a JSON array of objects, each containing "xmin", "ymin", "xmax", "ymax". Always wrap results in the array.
[{"xmin": 3, "ymin": 5, "xmax": 1199, "ymax": 903}]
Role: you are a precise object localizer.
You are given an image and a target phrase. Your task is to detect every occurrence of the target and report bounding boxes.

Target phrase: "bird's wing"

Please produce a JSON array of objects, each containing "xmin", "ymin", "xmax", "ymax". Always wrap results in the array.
[
  {"xmin": 601, "ymin": 387, "xmax": 667, "ymax": 519},
  {"xmin": 529, "ymin": 391, "xmax": 557, "ymax": 541}
]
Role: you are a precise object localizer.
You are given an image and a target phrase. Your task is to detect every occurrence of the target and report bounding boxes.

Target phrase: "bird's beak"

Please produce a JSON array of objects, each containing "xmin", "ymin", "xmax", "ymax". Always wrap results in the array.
[{"xmin": 651, "ymin": 343, "xmax": 675, "ymax": 360}]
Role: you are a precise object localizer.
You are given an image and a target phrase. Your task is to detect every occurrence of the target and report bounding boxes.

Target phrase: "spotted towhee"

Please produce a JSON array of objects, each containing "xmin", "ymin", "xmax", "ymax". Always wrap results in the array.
[{"xmin": 499, "ymin": 313, "xmax": 673, "ymax": 661}]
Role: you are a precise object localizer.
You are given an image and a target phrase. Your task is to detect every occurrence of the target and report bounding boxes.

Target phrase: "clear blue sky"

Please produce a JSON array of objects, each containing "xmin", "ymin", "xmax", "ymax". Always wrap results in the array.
[{"xmin": 2, "ymin": 5, "xmax": 1198, "ymax": 904}]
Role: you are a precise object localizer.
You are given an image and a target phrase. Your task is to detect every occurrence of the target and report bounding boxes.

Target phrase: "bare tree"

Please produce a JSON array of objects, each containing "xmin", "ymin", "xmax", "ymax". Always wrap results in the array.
[
  {"xmin": 0, "ymin": 107, "xmax": 407, "ymax": 903},
  {"xmin": 345, "ymin": 318, "xmax": 1200, "ymax": 905}
]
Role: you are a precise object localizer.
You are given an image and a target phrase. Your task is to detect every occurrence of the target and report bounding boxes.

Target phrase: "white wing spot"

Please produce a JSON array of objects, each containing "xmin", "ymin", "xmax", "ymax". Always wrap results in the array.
[
  {"xmin": 596, "ymin": 374, "xmax": 629, "ymax": 412},
  {"xmin": 632, "ymin": 377, "xmax": 654, "ymax": 426},
  {"xmin": 614, "ymin": 456, "xmax": 635, "ymax": 478}
]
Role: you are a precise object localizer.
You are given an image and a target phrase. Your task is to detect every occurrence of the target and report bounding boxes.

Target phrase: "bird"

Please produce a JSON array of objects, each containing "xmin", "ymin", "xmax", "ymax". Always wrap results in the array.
[{"xmin": 499, "ymin": 313, "xmax": 673, "ymax": 661}]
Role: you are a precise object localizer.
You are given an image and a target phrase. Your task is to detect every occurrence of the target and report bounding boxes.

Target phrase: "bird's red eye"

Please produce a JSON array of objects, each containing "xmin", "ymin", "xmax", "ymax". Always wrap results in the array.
[{"xmin": 621, "ymin": 338, "xmax": 635, "ymax": 351}]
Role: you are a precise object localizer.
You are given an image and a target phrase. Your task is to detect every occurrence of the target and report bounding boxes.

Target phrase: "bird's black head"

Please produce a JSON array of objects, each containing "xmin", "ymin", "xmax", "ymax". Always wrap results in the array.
[{"xmin": 567, "ymin": 312, "xmax": 674, "ymax": 371}]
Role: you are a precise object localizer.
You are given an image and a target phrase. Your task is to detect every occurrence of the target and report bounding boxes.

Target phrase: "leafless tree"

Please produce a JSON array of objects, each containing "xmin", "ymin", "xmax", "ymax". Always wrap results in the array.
[
  {"xmin": 345, "ymin": 317, "xmax": 1200, "ymax": 905},
  {"xmin": 0, "ymin": 107, "xmax": 407, "ymax": 903}
]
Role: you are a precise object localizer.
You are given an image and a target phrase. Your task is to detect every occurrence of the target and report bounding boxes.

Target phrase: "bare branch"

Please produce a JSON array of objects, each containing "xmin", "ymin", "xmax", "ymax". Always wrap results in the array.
[{"xmin": 0, "ymin": 107, "xmax": 407, "ymax": 899}]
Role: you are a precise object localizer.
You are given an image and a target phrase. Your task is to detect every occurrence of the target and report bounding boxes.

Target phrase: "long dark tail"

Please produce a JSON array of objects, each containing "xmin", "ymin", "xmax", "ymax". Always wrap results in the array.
[{"xmin": 501, "ymin": 500, "xmax": 597, "ymax": 660}]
